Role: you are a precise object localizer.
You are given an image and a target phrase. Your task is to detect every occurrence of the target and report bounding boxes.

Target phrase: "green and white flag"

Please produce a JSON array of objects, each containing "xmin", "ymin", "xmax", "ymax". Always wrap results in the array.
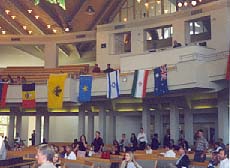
[{"xmin": 131, "ymin": 70, "xmax": 149, "ymax": 98}]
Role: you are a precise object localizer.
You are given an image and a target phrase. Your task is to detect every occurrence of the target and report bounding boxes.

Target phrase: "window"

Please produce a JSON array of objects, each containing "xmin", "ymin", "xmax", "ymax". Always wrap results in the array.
[
  {"xmin": 188, "ymin": 16, "xmax": 211, "ymax": 43},
  {"xmin": 145, "ymin": 25, "xmax": 173, "ymax": 50},
  {"xmin": 113, "ymin": 32, "xmax": 131, "ymax": 54}
]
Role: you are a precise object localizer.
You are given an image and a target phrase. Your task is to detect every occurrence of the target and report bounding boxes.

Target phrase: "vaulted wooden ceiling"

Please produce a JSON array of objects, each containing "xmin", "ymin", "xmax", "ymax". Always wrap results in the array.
[{"xmin": 0, "ymin": 0, "xmax": 126, "ymax": 35}]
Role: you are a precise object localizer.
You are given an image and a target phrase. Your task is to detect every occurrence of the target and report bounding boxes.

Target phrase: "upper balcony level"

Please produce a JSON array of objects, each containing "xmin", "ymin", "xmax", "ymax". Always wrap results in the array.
[{"xmin": 96, "ymin": 0, "xmax": 230, "ymax": 71}]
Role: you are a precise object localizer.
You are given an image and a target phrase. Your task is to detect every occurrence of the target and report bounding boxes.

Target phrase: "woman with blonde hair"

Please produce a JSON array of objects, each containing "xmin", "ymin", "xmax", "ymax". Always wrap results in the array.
[{"xmin": 120, "ymin": 152, "xmax": 142, "ymax": 168}]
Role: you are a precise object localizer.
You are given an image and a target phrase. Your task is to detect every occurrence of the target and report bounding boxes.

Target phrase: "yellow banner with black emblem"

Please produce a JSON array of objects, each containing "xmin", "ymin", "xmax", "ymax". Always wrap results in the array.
[{"xmin": 48, "ymin": 73, "xmax": 67, "ymax": 109}]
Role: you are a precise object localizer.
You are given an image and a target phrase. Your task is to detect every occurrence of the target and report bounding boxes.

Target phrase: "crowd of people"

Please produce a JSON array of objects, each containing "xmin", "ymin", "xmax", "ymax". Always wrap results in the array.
[
  {"xmin": 0, "ymin": 75, "xmax": 26, "ymax": 84},
  {"xmin": 0, "ymin": 128, "xmax": 229, "ymax": 168}
]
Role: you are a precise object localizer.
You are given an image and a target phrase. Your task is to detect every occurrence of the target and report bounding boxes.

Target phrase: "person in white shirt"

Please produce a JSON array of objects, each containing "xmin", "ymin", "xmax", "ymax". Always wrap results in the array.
[
  {"xmin": 137, "ymin": 128, "xmax": 147, "ymax": 150},
  {"xmin": 218, "ymin": 149, "xmax": 229, "ymax": 168},
  {"xmin": 64, "ymin": 145, "xmax": 76, "ymax": 160},
  {"xmin": 164, "ymin": 144, "xmax": 176, "ymax": 158},
  {"xmin": 0, "ymin": 136, "xmax": 7, "ymax": 160},
  {"xmin": 145, "ymin": 144, "xmax": 153, "ymax": 154}
]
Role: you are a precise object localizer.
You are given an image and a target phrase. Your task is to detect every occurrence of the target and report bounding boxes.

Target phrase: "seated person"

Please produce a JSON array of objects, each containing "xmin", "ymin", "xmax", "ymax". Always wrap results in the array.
[
  {"xmin": 103, "ymin": 64, "xmax": 114, "ymax": 73},
  {"xmin": 208, "ymin": 150, "xmax": 219, "ymax": 168},
  {"xmin": 53, "ymin": 153, "xmax": 62, "ymax": 168},
  {"xmin": 218, "ymin": 149, "xmax": 229, "ymax": 168},
  {"xmin": 120, "ymin": 152, "xmax": 142, "ymax": 168},
  {"xmin": 151, "ymin": 133, "xmax": 160, "ymax": 150},
  {"xmin": 111, "ymin": 139, "xmax": 120, "ymax": 155},
  {"xmin": 173, "ymin": 40, "xmax": 182, "ymax": 48},
  {"xmin": 64, "ymin": 145, "xmax": 76, "ymax": 160},
  {"xmin": 119, "ymin": 133, "xmax": 129, "ymax": 152},
  {"xmin": 92, "ymin": 64, "xmax": 101, "ymax": 73},
  {"xmin": 164, "ymin": 144, "xmax": 176, "ymax": 158},
  {"xmin": 175, "ymin": 146, "xmax": 190, "ymax": 168},
  {"xmin": 145, "ymin": 144, "xmax": 153, "ymax": 154}
]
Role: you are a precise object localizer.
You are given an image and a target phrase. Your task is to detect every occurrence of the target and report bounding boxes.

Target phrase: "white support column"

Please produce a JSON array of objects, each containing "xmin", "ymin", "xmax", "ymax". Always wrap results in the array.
[
  {"xmin": 43, "ymin": 114, "xmax": 50, "ymax": 142},
  {"xmin": 170, "ymin": 102, "xmax": 179, "ymax": 142},
  {"xmin": 155, "ymin": 107, "xmax": 163, "ymax": 145},
  {"xmin": 44, "ymin": 42, "xmax": 58, "ymax": 68},
  {"xmin": 184, "ymin": 108, "xmax": 194, "ymax": 145},
  {"xmin": 218, "ymin": 91, "xmax": 229, "ymax": 144},
  {"xmin": 142, "ymin": 103, "xmax": 151, "ymax": 142},
  {"xmin": 78, "ymin": 105, "xmax": 86, "ymax": 137},
  {"xmin": 99, "ymin": 104, "xmax": 106, "ymax": 143},
  {"xmin": 35, "ymin": 115, "xmax": 42, "ymax": 145},
  {"xmin": 16, "ymin": 115, "xmax": 22, "ymax": 136},
  {"xmin": 88, "ymin": 110, "xmax": 94, "ymax": 143},
  {"xmin": 108, "ymin": 110, "xmax": 116, "ymax": 144},
  {"xmin": 8, "ymin": 115, "xmax": 15, "ymax": 146}
]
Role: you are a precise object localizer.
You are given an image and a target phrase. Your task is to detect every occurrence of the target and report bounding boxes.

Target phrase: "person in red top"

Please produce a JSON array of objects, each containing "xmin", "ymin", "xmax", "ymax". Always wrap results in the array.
[{"xmin": 92, "ymin": 64, "xmax": 101, "ymax": 73}]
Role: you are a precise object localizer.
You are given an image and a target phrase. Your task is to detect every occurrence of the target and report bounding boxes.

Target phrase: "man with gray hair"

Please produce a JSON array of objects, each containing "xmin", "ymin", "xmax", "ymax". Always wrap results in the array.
[{"xmin": 36, "ymin": 144, "xmax": 56, "ymax": 168}]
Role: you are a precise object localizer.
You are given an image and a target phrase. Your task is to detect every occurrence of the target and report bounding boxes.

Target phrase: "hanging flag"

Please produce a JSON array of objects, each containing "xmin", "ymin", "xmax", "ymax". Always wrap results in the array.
[
  {"xmin": 107, "ymin": 70, "xmax": 120, "ymax": 99},
  {"xmin": 0, "ymin": 83, "xmax": 8, "ymax": 108},
  {"xmin": 154, "ymin": 64, "xmax": 169, "ymax": 96},
  {"xmin": 131, "ymin": 70, "xmax": 149, "ymax": 98},
  {"xmin": 48, "ymin": 73, "xmax": 67, "ymax": 109},
  {"xmin": 226, "ymin": 54, "xmax": 230, "ymax": 80},
  {"xmin": 78, "ymin": 75, "xmax": 93, "ymax": 102},
  {"xmin": 22, "ymin": 83, "xmax": 36, "ymax": 108}
]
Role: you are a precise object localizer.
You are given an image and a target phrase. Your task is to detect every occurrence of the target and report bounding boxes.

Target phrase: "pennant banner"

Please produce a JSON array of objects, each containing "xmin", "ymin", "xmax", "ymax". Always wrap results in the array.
[
  {"xmin": 22, "ymin": 83, "xmax": 36, "ymax": 108},
  {"xmin": 48, "ymin": 73, "xmax": 67, "ymax": 109},
  {"xmin": 0, "ymin": 83, "xmax": 8, "ymax": 108},
  {"xmin": 107, "ymin": 70, "xmax": 120, "ymax": 99},
  {"xmin": 131, "ymin": 70, "xmax": 149, "ymax": 98},
  {"xmin": 154, "ymin": 64, "xmax": 169, "ymax": 96},
  {"xmin": 79, "ymin": 75, "xmax": 93, "ymax": 102}
]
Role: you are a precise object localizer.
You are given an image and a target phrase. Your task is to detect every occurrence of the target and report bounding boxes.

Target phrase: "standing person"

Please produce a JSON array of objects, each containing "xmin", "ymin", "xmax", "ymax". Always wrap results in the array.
[
  {"xmin": 151, "ymin": 133, "xmax": 160, "ymax": 150},
  {"xmin": 218, "ymin": 149, "xmax": 229, "ymax": 168},
  {"xmin": 130, "ymin": 133, "xmax": 138, "ymax": 151},
  {"xmin": 92, "ymin": 64, "xmax": 101, "ymax": 73},
  {"xmin": 29, "ymin": 130, "xmax": 36, "ymax": 146},
  {"xmin": 163, "ymin": 130, "xmax": 170, "ymax": 147},
  {"xmin": 35, "ymin": 144, "xmax": 56, "ymax": 168},
  {"xmin": 137, "ymin": 128, "xmax": 147, "ymax": 150},
  {"xmin": 77, "ymin": 135, "xmax": 88, "ymax": 157},
  {"xmin": 91, "ymin": 131, "xmax": 104, "ymax": 153},
  {"xmin": 194, "ymin": 129, "xmax": 209, "ymax": 162},
  {"xmin": 120, "ymin": 152, "xmax": 142, "ymax": 168},
  {"xmin": 0, "ymin": 136, "xmax": 7, "ymax": 160},
  {"xmin": 103, "ymin": 64, "xmax": 114, "ymax": 73}
]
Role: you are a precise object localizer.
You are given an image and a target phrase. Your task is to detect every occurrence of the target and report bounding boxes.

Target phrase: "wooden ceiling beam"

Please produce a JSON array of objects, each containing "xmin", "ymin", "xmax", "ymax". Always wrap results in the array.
[
  {"xmin": 0, "ymin": 5, "xmax": 28, "ymax": 34},
  {"xmin": 68, "ymin": 0, "xmax": 87, "ymax": 24},
  {"xmin": 87, "ymin": 0, "xmax": 115, "ymax": 30},
  {"xmin": 9, "ymin": 0, "xmax": 51, "ymax": 34}
]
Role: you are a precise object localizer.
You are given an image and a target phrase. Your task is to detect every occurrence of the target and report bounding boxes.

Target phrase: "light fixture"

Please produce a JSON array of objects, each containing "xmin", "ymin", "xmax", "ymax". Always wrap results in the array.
[
  {"xmin": 64, "ymin": 27, "xmax": 70, "ymax": 32},
  {"xmin": 2, "ymin": 30, "xmax": 6, "ymax": 35},
  {"xmin": 198, "ymin": 0, "xmax": 202, "ymax": 2},
  {"xmin": 156, "ymin": 0, "xmax": 161, "ymax": 4},
  {"xmin": 11, "ymin": 15, "xmax": 16, "ymax": 19},
  {"xmin": 28, "ymin": 30, "xmax": 32, "ymax": 34},
  {"xmin": 137, "ymin": 0, "xmax": 141, "ymax": 3},
  {"xmin": 5, "ymin": 10, "xmax": 10, "ymax": 14},
  {"xmin": 53, "ymin": 29, "xmax": 57, "ymax": 33},
  {"xmin": 184, "ymin": 1, "xmax": 188, "ymax": 7},
  {"xmin": 47, "ymin": 24, "xmax": 51, "ymax": 29},
  {"xmin": 123, "ymin": 17, "xmax": 127, "ymax": 22},
  {"xmin": 23, "ymin": 25, "xmax": 27, "ymax": 30},
  {"xmin": 164, "ymin": 9, "xmax": 168, "ymax": 13},
  {"xmin": 86, "ymin": 5, "xmax": 95, "ymax": 15},
  {"xmin": 145, "ymin": 2, "xmax": 149, "ymax": 8},
  {"xmin": 177, "ymin": 2, "xmax": 183, "ymax": 7},
  {"xmin": 191, "ymin": 0, "xmax": 197, "ymax": 6},
  {"xmin": 35, "ymin": 15, "xmax": 39, "ymax": 19},
  {"xmin": 27, "ymin": 9, "xmax": 32, "ymax": 13}
]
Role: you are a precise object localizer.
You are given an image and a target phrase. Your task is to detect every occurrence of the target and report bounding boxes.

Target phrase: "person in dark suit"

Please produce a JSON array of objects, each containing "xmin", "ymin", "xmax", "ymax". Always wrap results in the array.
[
  {"xmin": 175, "ymin": 145, "xmax": 190, "ymax": 168},
  {"xmin": 151, "ymin": 133, "xmax": 160, "ymax": 150}
]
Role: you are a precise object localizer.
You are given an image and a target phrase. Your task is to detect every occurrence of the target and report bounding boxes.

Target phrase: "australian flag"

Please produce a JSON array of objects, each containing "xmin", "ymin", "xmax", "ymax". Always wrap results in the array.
[
  {"xmin": 78, "ymin": 75, "xmax": 93, "ymax": 102},
  {"xmin": 154, "ymin": 64, "xmax": 169, "ymax": 96}
]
